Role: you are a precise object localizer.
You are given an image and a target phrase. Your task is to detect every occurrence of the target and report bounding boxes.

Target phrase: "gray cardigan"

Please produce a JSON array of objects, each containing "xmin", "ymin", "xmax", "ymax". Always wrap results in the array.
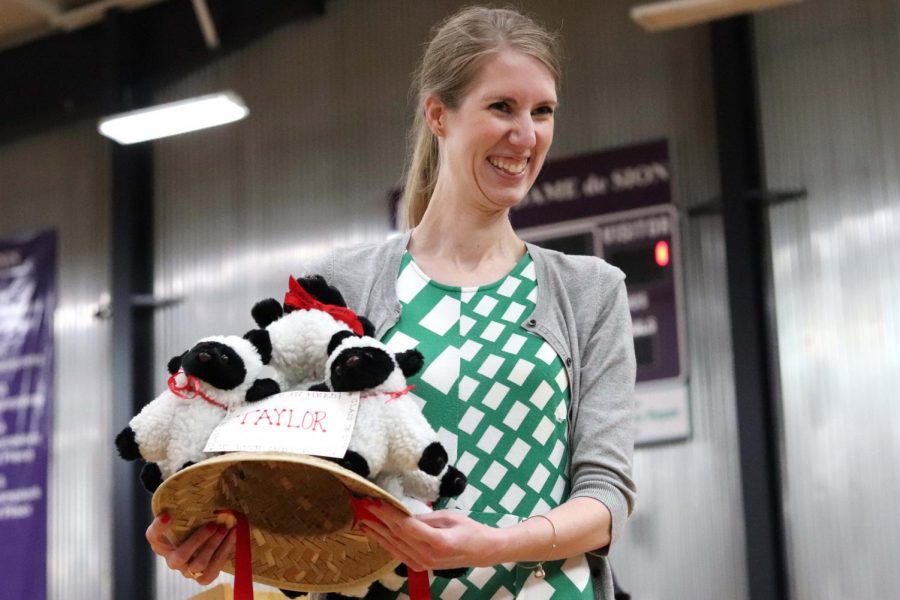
[{"xmin": 303, "ymin": 230, "xmax": 636, "ymax": 600}]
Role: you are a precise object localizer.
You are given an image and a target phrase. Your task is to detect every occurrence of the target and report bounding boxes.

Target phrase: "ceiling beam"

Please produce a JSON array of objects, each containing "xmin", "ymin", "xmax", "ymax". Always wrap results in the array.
[
  {"xmin": 631, "ymin": 0, "xmax": 802, "ymax": 32},
  {"xmin": 12, "ymin": 0, "xmax": 163, "ymax": 32},
  {"xmin": 190, "ymin": 0, "xmax": 220, "ymax": 50},
  {"xmin": 10, "ymin": 0, "xmax": 60, "ymax": 21}
]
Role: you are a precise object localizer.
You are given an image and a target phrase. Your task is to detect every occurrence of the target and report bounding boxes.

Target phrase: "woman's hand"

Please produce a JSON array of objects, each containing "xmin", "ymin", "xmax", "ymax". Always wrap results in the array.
[
  {"xmin": 360, "ymin": 503, "xmax": 501, "ymax": 572},
  {"xmin": 145, "ymin": 513, "xmax": 236, "ymax": 585}
]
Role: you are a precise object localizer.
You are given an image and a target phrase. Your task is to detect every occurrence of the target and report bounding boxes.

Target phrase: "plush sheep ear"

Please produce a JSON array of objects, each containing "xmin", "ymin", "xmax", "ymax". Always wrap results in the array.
[
  {"xmin": 251, "ymin": 298, "xmax": 283, "ymax": 328},
  {"xmin": 296, "ymin": 274, "xmax": 347, "ymax": 307},
  {"xmin": 327, "ymin": 330, "xmax": 355, "ymax": 356},
  {"xmin": 114, "ymin": 427, "xmax": 141, "ymax": 461},
  {"xmin": 396, "ymin": 349, "xmax": 424, "ymax": 378},
  {"xmin": 245, "ymin": 378, "xmax": 280, "ymax": 403},
  {"xmin": 167, "ymin": 352, "xmax": 186, "ymax": 374},
  {"xmin": 358, "ymin": 316, "xmax": 376, "ymax": 338},
  {"xmin": 244, "ymin": 329, "xmax": 273, "ymax": 364}
]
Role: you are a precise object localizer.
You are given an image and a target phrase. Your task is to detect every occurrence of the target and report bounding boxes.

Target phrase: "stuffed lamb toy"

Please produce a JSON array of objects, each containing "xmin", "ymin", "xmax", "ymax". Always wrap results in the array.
[
  {"xmin": 115, "ymin": 333, "xmax": 280, "ymax": 491},
  {"xmin": 311, "ymin": 331, "xmax": 467, "ymax": 502},
  {"xmin": 245, "ymin": 275, "xmax": 375, "ymax": 392}
]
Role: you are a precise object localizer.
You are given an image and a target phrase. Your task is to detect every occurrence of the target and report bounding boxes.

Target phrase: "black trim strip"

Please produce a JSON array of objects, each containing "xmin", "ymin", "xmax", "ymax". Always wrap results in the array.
[{"xmin": 710, "ymin": 16, "xmax": 789, "ymax": 600}]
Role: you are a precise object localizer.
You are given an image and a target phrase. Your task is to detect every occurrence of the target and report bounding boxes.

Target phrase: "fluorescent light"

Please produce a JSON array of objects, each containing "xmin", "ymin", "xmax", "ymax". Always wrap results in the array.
[
  {"xmin": 631, "ymin": 0, "xmax": 802, "ymax": 32},
  {"xmin": 97, "ymin": 91, "xmax": 249, "ymax": 144}
]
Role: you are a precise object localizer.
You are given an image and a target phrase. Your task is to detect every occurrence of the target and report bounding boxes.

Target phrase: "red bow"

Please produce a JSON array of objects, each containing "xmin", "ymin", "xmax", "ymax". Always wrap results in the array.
[
  {"xmin": 168, "ymin": 370, "xmax": 228, "ymax": 411},
  {"xmin": 283, "ymin": 276, "xmax": 365, "ymax": 336}
]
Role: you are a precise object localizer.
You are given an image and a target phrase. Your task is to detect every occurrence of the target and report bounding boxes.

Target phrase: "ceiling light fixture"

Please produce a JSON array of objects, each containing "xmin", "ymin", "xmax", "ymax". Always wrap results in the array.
[
  {"xmin": 631, "ymin": 0, "xmax": 802, "ymax": 32},
  {"xmin": 97, "ymin": 91, "xmax": 249, "ymax": 144}
]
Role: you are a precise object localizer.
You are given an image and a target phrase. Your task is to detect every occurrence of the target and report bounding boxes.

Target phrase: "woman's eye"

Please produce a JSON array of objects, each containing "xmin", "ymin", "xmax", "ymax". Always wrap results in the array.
[
  {"xmin": 533, "ymin": 106, "xmax": 555, "ymax": 116},
  {"xmin": 489, "ymin": 102, "xmax": 510, "ymax": 112}
]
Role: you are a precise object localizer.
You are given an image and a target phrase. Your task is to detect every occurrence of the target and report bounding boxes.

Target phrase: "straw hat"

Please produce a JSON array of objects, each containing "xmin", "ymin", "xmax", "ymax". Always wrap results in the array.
[{"xmin": 151, "ymin": 452, "xmax": 409, "ymax": 593}]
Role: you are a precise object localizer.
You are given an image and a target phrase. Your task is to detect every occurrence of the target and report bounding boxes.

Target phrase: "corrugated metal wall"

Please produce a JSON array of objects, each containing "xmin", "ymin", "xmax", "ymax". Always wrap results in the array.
[
  {"xmin": 756, "ymin": 1, "xmax": 900, "ymax": 599},
  {"xmin": 0, "ymin": 121, "xmax": 112, "ymax": 599},
  {"xmin": 152, "ymin": 1, "xmax": 746, "ymax": 599}
]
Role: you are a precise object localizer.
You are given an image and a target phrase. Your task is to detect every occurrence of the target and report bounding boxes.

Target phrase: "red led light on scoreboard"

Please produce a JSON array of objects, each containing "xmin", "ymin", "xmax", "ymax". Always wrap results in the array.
[{"xmin": 655, "ymin": 240, "xmax": 670, "ymax": 267}]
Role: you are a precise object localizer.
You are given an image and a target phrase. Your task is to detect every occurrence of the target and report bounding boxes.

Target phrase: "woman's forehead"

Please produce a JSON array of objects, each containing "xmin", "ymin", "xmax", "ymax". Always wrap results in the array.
[{"xmin": 467, "ymin": 49, "xmax": 557, "ymax": 102}]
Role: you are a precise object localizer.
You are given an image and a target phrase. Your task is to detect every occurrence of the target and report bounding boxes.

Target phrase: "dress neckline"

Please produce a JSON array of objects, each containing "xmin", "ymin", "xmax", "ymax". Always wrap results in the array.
[{"xmin": 402, "ymin": 250, "xmax": 532, "ymax": 293}]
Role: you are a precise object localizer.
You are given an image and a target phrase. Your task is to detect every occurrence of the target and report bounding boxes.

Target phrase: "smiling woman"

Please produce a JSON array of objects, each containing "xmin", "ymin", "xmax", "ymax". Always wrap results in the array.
[
  {"xmin": 145, "ymin": 6, "xmax": 636, "ymax": 600},
  {"xmin": 306, "ymin": 7, "xmax": 634, "ymax": 600}
]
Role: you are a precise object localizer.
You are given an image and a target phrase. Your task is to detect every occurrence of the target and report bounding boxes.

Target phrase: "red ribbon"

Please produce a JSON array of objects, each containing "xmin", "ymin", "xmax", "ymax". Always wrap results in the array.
[
  {"xmin": 407, "ymin": 569, "xmax": 431, "ymax": 600},
  {"xmin": 347, "ymin": 492, "xmax": 432, "ymax": 600},
  {"xmin": 167, "ymin": 370, "xmax": 228, "ymax": 411},
  {"xmin": 214, "ymin": 509, "xmax": 253, "ymax": 600},
  {"xmin": 361, "ymin": 384, "xmax": 416, "ymax": 404},
  {"xmin": 348, "ymin": 495, "xmax": 383, "ymax": 529},
  {"xmin": 284, "ymin": 276, "xmax": 364, "ymax": 336}
]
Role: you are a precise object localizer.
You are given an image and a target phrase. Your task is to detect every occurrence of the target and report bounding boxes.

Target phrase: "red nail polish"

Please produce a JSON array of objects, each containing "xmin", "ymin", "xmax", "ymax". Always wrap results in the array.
[
  {"xmin": 159, "ymin": 513, "xmax": 171, "ymax": 525},
  {"xmin": 206, "ymin": 522, "xmax": 217, "ymax": 532}
]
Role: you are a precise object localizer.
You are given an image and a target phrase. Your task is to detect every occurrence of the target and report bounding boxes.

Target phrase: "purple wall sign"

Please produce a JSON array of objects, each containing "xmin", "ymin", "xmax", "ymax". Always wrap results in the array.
[
  {"xmin": 0, "ymin": 229, "xmax": 56, "ymax": 600},
  {"xmin": 510, "ymin": 138, "xmax": 670, "ymax": 228}
]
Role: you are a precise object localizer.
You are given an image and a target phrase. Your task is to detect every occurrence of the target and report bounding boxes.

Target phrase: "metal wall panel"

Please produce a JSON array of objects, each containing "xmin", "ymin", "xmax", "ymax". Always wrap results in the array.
[
  {"xmin": 756, "ymin": 1, "xmax": 900, "ymax": 599},
  {"xmin": 0, "ymin": 121, "xmax": 112, "ymax": 600},
  {"xmin": 152, "ymin": 1, "xmax": 746, "ymax": 598}
]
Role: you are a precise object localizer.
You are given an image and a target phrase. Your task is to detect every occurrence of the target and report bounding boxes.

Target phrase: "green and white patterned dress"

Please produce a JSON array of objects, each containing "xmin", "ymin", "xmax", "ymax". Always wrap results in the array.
[{"xmin": 374, "ymin": 251, "xmax": 594, "ymax": 599}]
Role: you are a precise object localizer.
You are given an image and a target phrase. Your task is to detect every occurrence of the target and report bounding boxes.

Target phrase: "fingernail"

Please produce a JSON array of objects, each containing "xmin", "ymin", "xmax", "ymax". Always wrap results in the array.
[{"xmin": 159, "ymin": 513, "xmax": 171, "ymax": 525}]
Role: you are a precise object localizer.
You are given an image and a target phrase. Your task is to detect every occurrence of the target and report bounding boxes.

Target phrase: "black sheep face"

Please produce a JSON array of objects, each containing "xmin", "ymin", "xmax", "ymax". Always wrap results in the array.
[
  {"xmin": 329, "ymin": 346, "xmax": 395, "ymax": 392},
  {"xmin": 181, "ymin": 341, "xmax": 247, "ymax": 390}
]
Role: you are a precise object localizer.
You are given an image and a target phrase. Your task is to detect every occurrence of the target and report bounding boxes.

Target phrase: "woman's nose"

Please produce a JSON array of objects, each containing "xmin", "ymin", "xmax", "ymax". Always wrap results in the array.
[{"xmin": 508, "ymin": 114, "xmax": 536, "ymax": 148}]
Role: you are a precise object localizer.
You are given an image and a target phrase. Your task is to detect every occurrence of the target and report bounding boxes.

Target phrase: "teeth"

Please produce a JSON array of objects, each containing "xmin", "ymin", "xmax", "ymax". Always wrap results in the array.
[{"xmin": 488, "ymin": 156, "xmax": 527, "ymax": 175}]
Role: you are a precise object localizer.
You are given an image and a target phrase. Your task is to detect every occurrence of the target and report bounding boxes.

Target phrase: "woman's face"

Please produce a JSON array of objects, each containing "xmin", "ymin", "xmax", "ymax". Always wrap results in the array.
[{"xmin": 430, "ymin": 49, "xmax": 558, "ymax": 212}]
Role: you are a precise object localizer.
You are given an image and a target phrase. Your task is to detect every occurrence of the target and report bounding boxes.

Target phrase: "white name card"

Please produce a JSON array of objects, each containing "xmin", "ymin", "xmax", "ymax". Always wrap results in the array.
[{"xmin": 204, "ymin": 390, "xmax": 360, "ymax": 458}]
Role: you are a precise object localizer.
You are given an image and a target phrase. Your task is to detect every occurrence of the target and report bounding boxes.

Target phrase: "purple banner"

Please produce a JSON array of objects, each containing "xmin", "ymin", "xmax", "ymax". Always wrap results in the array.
[
  {"xmin": 0, "ymin": 230, "xmax": 55, "ymax": 600},
  {"xmin": 510, "ymin": 139, "xmax": 670, "ymax": 228}
]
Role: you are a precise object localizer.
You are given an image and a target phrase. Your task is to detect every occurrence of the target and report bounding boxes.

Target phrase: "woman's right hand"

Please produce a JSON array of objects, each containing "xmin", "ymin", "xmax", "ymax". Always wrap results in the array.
[{"xmin": 146, "ymin": 513, "xmax": 236, "ymax": 586}]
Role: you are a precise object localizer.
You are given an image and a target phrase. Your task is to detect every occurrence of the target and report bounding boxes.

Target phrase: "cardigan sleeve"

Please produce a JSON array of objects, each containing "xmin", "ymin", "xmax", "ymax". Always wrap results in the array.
[{"xmin": 568, "ymin": 277, "xmax": 637, "ymax": 554}]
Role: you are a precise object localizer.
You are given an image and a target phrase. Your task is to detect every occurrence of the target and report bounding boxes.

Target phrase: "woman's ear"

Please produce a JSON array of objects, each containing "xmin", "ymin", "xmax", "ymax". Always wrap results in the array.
[{"xmin": 424, "ymin": 94, "xmax": 447, "ymax": 137}]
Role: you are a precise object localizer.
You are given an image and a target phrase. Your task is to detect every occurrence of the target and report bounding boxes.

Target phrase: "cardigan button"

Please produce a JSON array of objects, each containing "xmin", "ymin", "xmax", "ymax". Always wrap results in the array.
[
  {"xmin": 527, "ymin": 318, "xmax": 536, "ymax": 327},
  {"xmin": 565, "ymin": 357, "xmax": 572, "ymax": 367}
]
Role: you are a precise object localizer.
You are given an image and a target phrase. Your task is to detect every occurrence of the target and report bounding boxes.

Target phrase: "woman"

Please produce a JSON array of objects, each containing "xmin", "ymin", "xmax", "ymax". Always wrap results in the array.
[{"xmin": 147, "ymin": 6, "xmax": 636, "ymax": 599}]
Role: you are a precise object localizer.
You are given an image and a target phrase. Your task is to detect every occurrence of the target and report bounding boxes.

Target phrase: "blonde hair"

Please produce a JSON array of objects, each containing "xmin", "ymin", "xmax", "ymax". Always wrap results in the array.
[{"xmin": 400, "ymin": 6, "xmax": 562, "ymax": 230}]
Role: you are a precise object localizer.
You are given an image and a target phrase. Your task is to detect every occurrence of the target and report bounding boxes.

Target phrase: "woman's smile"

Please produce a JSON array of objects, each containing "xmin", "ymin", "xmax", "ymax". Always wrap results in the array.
[{"xmin": 487, "ymin": 155, "xmax": 530, "ymax": 176}]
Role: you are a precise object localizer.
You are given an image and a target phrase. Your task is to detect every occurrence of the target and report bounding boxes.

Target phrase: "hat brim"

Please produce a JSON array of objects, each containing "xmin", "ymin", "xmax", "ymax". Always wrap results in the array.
[{"xmin": 151, "ymin": 452, "xmax": 409, "ymax": 592}]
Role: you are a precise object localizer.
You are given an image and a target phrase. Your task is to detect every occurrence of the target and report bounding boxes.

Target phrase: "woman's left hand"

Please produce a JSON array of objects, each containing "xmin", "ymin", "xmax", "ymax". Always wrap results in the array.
[{"xmin": 361, "ymin": 503, "xmax": 501, "ymax": 572}]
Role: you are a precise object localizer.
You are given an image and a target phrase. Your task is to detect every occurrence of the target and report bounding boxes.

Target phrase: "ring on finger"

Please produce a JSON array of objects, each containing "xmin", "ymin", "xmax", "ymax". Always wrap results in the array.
[{"xmin": 187, "ymin": 568, "xmax": 204, "ymax": 579}]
